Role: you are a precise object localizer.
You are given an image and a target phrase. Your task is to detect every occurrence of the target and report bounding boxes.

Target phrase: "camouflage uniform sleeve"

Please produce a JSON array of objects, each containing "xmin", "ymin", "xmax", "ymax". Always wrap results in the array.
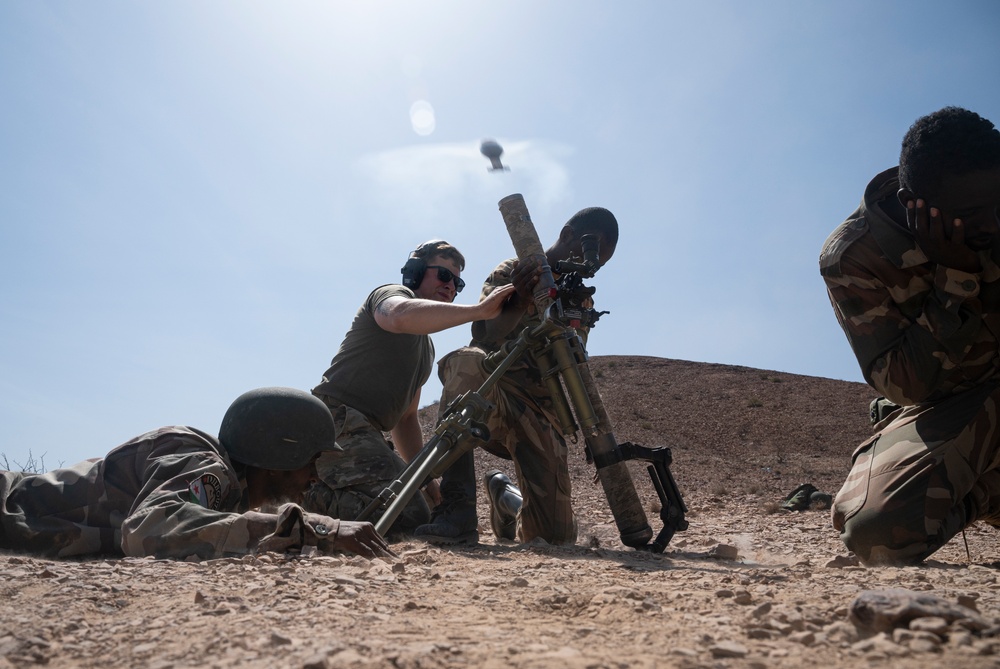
[
  {"xmin": 822, "ymin": 224, "xmax": 985, "ymax": 405},
  {"xmin": 480, "ymin": 259, "xmax": 515, "ymax": 300},
  {"xmin": 471, "ymin": 259, "xmax": 520, "ymax": 350},
  {"xmin": 119, "ymin": 448, "xmax": 261, "ymax": 560}
]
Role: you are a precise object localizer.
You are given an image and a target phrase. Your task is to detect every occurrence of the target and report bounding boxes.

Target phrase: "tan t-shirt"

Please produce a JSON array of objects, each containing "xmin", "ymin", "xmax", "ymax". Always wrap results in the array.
[{"xmin": 312, "ymin": 284, "xmax": 434, "ymax": 431}]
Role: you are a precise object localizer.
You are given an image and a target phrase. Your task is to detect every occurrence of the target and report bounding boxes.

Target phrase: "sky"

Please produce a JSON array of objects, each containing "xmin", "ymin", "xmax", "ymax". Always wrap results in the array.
[{"xmin": 1, "ymin": 0, "xmax": 999, "ymax": 469}]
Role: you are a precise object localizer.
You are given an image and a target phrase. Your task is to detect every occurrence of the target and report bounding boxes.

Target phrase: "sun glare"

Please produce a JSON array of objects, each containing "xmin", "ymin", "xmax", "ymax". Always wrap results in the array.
[{"xmin": 409, "ymin": 100, "xmax": 436, "ymax": 136}]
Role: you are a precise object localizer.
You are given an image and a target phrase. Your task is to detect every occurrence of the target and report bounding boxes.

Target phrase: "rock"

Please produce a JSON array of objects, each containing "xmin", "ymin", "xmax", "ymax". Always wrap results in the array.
[
  {"xmin": 710, "ymin": 641, "xmax": 748, "ymax": 658},
  {"xmin": 909, "ymin": 616, "xmax": 949, "ymax": 636},
  {"xmin": 849, "ymin": 589, "xmax": 991, "ymax": 637},
  {"xmin": 746, "ymin": 628, "xmax": 777, "ymax": 640},
  {"xmin": 302, "ymin": 655, "xmax": 330, "ymax": 669},
  {"xmin": 269, "ymin": 631, "xmax": 293, "ymax": 646},
  {"xmin": 710, "ymin": 544, "xmax": 740, "ymax": 560},
  {"xmin": 787, "ymin": 631, "xmax": 815, "ymax": 646},
  {"xmin": 892, "ymin": 628, "xmax": 942, "ymax": 653},
  {"xmin": 825, "ymin": 555, "xmax": 860, "ymax": 568},
  {"xmin": 851, "ymin": 632, "xmax": 910, "ymax": 657},
  {"xmin": 823, "ymin": 621, "xmax": 859, "ymax": 644},
  {"xmin": 958, "ymin": 593, "xmax": 980, "ymax": 612}
]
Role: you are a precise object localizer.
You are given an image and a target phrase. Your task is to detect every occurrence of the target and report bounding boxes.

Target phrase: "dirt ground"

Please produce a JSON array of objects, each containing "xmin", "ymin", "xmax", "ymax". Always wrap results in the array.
[{"xmin": 3, "ymin": 355, "xmax": 1000, "ymax": 669}]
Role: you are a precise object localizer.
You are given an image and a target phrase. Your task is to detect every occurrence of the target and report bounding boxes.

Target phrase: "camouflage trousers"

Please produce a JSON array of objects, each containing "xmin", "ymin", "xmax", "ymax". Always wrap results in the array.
[
  {"xmin": 833, "ymin": 380, "xmax": 1000, "ymax": 564},
  {"xmin": 439, "ymin": 346, "xmax": 577, "ymax": 545},
  {"xmin": 303, "ymin": 400, "xmax": 430, "ymax": 536}
]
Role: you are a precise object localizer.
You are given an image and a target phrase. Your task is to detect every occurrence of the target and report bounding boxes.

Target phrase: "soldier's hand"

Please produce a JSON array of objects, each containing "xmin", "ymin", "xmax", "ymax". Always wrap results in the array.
[
  {"xmin": 326, "ymin": 521, "xmax": 397, "ymax": 559},
  {"xmin": 511, "ymin": 255, "xmax": 545, "ymax": 300},
  {"xmin": 907, "ymin": 198, "xmax": 981, "ymax": 273},
  {"xmin": 476, "ymin": 283, "xmax": 515, "ymax": 320}
]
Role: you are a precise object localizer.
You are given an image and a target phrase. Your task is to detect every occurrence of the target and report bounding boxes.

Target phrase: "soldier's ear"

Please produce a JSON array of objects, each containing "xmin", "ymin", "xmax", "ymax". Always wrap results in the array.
[
  {"xmin": 897, "ymin": 188, "xmax": 916, "ymax": 208},
  {"xmin": 557, "ymin": 225, "xmax": 576, "ymax": 248}
]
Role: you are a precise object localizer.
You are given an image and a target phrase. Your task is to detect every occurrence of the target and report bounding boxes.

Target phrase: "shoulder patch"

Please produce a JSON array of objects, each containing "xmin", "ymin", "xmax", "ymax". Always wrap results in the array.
[{"xmin": 189, "ymin": 473, "xmax": 224, "ymax": 510}]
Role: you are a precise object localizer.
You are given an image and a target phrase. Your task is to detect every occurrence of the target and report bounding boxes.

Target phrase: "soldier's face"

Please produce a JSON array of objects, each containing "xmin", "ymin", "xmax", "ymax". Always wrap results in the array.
[
  {"xmin": 267, "ymin": 463, "xmax": 319, "ymax": 504},
  {"xmin": 414, "ymin": 254, "xmax": 462, "ymax": 303},
  {"xmin": 931, "ymin": 168, "xmax": 1000, "ymax": 251}
]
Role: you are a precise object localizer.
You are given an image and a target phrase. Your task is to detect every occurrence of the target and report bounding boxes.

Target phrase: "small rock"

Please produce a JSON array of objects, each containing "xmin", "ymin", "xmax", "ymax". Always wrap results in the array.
[
  {"xmin": 333, "ymin": 575, "xmax": 367, "ymax": 588},
  {"xmin": 746, "ymin": 628, "xmax": 776, "ymax": 640},
  {"xmin": 823, "ymin": 621, "xmax": 859, "ymax": 644},
  {"xmin": 892, "ymin": 628, "xmax": 942, "ymax": 654},
  {"xmin": 788, "ymin": 631, "xmax": 815, "ymax": 646},
  {"xmin": 825, "ymin": 555, "xmax": 860, "ymax": 568},
  {"xmin": 710, "ymin": 640, "xmax": 747, "ymax": 658},
  {"xmin": 710, "ymin": 544, "xmax": 739, "ymax": 560},
  {"xmin": 948, "ymin": 630, "xmax": 974, "ymax": 648},
  {"xmin": 958, "ymin": 593, "xmax": 980, "ymax": 611},
  {"xmin": 851, "ymin": 632, "xmax": 909, "ymax": 656},
  {"xmin": 909, "ymin": 616, "xmax": 948, "ymax": 636},
  {"xmin": 270, "ymin": 631, "xmax": 293, "ymax": 646},
  {"xmin": 302, "ymin": 655, "xmax": 330, "ymax": 669}
]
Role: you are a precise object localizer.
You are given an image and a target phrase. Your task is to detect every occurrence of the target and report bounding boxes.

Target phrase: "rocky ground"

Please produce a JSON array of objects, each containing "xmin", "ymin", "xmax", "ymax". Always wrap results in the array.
[{"xmin": 3, "ymin": 355, "xmax": 1000, "ymax": 669}]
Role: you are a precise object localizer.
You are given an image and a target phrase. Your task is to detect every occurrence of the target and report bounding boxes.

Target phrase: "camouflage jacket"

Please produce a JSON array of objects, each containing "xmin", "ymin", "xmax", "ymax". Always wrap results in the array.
[
  {"xmin": 0, "ymin": 427, "xmax": 330, "ymax": 560},
  {"xmin": 819, "ymin": 166, "xmax": 1000, "ymax": 406},
  {"xmin": 470, "ymin": 258, "xmax": 595, "ymax": 385},
  {"xmin": 472, "ymin": 258, "xmax": 594, "ymax": 348}
]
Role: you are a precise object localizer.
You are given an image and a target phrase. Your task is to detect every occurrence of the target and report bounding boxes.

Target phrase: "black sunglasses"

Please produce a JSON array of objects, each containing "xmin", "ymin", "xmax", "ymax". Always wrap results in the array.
[{"xmin": 426, "ymin": 265, "xmax": 465, "ymax": 292}]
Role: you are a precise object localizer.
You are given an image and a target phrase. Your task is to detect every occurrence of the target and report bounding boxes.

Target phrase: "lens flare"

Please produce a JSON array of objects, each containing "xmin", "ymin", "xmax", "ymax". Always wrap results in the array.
[{"xmin": 409, "ymin": 100, "xmax": 435, "ymax": 136}]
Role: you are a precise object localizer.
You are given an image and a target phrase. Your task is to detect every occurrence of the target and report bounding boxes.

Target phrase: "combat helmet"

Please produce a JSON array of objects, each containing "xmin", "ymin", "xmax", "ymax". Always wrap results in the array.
[{"xmin": 219, "ymin": 387, "xmax": 343, "ymax": 470}]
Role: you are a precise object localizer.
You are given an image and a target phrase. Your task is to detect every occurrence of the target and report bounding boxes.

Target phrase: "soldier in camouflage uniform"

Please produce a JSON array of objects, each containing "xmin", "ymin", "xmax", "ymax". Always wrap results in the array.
[
  {"xmin": 414, "ymin": 208, "xmax": 619, "ymax": 545},
  {"xmin": 0, "ymin": 387, "xmax": 394, "ymax": 560},
  {"xmin": 306, "ymin": 240, "xmax": 513, "ymax": 535},
  {"xmin": 820, "ymin": 107, "xmax": 1000, "ymax": 564}
]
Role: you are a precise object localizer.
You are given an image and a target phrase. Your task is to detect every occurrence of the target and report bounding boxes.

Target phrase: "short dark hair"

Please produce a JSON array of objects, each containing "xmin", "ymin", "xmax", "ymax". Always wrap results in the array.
[
  {"xmin": 564, "ymin": 207, "xmax": 619, "ymax": 248},
  {"xmin": 899, "ymin": 107, "xmax": 1000, "ymax": 197},
  {"xmin": 410, "ymin": 239, "xmax": 466, "ymax": 271}
]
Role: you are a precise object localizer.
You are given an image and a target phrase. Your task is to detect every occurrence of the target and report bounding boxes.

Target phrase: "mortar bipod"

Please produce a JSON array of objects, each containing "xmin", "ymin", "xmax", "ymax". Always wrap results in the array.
[{"xmin": 615, "ymin": 442, "xmax": 689, "ymax": 553}]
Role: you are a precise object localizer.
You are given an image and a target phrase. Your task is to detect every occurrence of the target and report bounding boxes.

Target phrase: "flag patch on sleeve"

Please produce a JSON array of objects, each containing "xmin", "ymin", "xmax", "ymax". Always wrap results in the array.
[{"xmin": 189, "ymin": 473, "xmax": 224, "ymax": 510}]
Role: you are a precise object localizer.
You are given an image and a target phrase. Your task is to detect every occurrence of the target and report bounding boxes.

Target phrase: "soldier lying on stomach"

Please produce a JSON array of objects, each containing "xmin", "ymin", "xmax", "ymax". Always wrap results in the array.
[{"xmin": 0, "ymin": 387, "xmax": 394, "ymax": 560}]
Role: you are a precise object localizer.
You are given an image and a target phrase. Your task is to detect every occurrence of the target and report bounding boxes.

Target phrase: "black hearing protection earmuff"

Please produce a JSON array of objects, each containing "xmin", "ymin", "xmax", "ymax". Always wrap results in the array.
[{"xmin": 400, "ymin": 257, "xmax": 428, "ymax": 290}]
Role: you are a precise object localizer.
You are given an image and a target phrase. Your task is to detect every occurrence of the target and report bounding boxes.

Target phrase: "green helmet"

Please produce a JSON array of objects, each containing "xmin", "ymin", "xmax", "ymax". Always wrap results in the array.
[{"xmin": 219, "ymin": 387, "xmax": 343, "ymax": 470}]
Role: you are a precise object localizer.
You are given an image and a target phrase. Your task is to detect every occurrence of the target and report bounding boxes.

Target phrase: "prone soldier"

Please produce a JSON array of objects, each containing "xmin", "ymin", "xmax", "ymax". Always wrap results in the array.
[{"xmin": 0, "ymin": 387, "xmax": 394, "ymax": 560}]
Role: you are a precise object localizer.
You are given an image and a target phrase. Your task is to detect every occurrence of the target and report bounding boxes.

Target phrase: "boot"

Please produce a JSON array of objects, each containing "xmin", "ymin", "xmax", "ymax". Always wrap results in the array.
[
  {"xmin": 484, "ymin": 469, "xmax": 521, "ymax": 541},
  {"xmin": 413, "ymin": 451, "xmax": 479, "ymax": 544}
]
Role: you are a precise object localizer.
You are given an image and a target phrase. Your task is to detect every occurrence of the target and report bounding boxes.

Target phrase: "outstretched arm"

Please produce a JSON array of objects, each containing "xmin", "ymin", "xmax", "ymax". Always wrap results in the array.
[{"xmin": 374, "ymin": 284, "xmax": 515, "ymax": 335}]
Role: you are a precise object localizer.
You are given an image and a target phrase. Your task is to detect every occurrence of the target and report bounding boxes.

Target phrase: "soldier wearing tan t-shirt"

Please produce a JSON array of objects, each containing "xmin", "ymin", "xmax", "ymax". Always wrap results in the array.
[{"xmin": 306, "ymin": 240, "xmax": 513, "ymax": 535}]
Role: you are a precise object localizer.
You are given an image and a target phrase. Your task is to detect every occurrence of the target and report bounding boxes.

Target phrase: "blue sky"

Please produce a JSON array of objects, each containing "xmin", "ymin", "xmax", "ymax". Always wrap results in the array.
[{"xmin": 2, "ymin": 1, "xmax": 998, "ymax": 468}]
